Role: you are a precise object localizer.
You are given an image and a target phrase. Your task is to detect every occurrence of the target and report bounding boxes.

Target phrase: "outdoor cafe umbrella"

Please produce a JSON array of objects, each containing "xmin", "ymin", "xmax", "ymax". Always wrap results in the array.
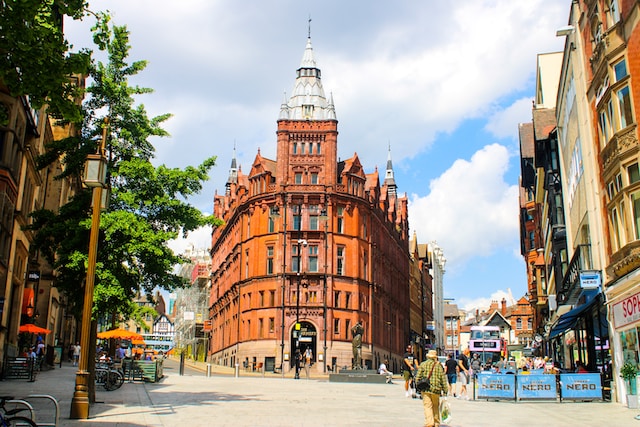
[
  {"xmin": 97, "ymin": 328, "xmax": 143, "ymax": 341},
  {"xmin": 19, "ymin": 324, "xmax": 51, "ymax": 334}
]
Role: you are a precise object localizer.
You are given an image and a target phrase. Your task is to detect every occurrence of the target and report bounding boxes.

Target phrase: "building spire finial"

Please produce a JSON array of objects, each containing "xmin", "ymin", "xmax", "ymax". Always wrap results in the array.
[{"xmin": 308, "ymin": 15, "xmax": 312, "ymax": 39}]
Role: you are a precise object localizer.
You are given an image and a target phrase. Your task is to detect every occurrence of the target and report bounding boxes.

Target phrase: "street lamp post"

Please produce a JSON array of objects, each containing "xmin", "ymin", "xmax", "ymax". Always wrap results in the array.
[
  {"xmin": 294, "ymin": 238, "xmax": 307, "ymax": 380},
  {"xmin": 270, "ymin": 200, "xmax": 287, "ymax": 379},
  {"xmin": 70, "ymin": 120, "xmax": 109, "ymax": 419},
  {"xmin": 320, "ymin": 208, "xmax": 328, "ymax": 373},
  {"xmin": 386, "ymin": 321, "xmax": 392, "ymax": 363}
]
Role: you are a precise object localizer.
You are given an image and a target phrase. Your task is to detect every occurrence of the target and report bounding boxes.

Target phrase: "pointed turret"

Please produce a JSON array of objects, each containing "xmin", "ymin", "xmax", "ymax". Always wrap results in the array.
[
  {"xmin": 384, "ymin": 144, "xmax": 397, "ymax": 196},
  {"xmin": 225, "ymin": 144, "xmax": 238, "ymax": 196},
  {"xmin": 278, "ymin": 91, "xmax": 290, "ymax": 120},
  {"xmin": 280, "ymin": 37, "xmax": 335, "ymax": 121}
]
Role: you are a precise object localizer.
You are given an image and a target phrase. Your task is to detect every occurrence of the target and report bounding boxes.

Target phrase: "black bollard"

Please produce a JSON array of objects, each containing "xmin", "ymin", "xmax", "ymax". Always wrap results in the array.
[{"xmin": 179, "ymin": 353, "xmax": 185, "ymax": 376}]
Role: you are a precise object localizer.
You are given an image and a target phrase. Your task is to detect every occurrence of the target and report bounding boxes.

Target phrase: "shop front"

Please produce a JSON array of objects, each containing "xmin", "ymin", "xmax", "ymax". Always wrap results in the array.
[
  {"xmin": 546, "ymin": 289, "xmax": 610, "ymax": 397},
  {"xmin": 609, "ymin": 287, "xmax": 640, "ymax": 404}
]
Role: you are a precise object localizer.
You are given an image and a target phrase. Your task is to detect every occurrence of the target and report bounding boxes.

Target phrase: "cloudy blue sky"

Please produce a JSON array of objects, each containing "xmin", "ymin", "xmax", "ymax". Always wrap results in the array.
[{"xmin": 65, "ymin": 0, "xmax": 569, "ymax": 312}]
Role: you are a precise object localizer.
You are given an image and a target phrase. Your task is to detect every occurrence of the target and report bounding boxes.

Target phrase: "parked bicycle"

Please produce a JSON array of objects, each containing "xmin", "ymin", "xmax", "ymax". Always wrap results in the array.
[
  {"xmin": 95, "ymin": 361, "xmax": 124, "ymax": 391},
  {"xmin": 0, "ymin": 396, "xmax": 36, "ymax": 427}
]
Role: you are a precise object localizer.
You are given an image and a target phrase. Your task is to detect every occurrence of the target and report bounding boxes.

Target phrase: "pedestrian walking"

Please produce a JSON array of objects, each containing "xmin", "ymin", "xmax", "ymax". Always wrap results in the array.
[
  {"xmin": 416, "ymin": 349, "xmax": 448, "ymax": 427},
  {"xmin": 444, "ymin": 353, "xmax": 459, "ymax": 396},
  {"xmin": 402, "ymin": 345, "xmax": 419, "ymax": 397},
  {"xmin": 73, "ymin": 342, "xmax": 80, "ymax": 366},
  {"xmin": 304, "ymin": 348, "xmax": 313, "ymax": 379},
  {"xmin": 458, "ymin": 347, "xmax": 470, "ymax": 399}
]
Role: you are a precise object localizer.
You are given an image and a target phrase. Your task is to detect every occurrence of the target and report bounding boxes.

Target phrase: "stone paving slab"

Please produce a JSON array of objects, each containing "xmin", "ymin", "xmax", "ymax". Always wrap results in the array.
[{"xmin": 0, "ymin": 359, "xmax": 637, "ymax": 426}]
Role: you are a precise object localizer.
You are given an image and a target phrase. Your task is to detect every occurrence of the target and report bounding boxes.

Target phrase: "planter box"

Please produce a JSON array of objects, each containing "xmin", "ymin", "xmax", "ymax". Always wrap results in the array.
[{"xmin": 628, "ymin": 394, "xmax": 638, "ymax": 409}]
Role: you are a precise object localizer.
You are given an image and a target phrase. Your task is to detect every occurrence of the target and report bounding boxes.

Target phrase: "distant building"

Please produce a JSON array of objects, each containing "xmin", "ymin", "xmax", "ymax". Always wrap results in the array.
[{"xmin": 443, "ymin": 301, "xmax": 461, "ymax": 357}]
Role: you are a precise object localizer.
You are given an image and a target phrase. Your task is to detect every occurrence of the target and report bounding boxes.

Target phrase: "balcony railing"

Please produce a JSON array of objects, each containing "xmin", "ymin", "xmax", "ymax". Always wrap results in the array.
[{"xmin": 558, "ymin": 244, "xmax": 592, "ymax": 305}]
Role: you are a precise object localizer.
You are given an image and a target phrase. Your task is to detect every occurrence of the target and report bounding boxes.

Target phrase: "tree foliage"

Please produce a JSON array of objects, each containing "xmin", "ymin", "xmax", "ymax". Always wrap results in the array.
[
  {"xmin": 26, "ymin": 12, "xmax": 222, "ymax": 322},
  {"xmin": 0, "ymin": 0, "xmax": 91, "ymax": 122}
]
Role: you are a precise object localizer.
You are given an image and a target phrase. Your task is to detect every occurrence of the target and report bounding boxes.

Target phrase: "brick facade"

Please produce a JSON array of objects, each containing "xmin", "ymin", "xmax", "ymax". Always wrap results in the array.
[{"xmin": 207, "ymin": 37, "xmax": 410, "ymax": 374}]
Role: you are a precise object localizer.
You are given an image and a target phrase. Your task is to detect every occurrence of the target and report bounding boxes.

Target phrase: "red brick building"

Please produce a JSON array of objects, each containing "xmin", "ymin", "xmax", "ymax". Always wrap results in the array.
[{"xmin": 208, "ymin": 37, "xmax": 410, "ymax": 374}]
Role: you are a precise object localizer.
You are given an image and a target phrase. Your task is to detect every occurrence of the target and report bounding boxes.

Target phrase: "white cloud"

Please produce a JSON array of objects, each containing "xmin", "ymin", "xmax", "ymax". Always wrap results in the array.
[
  {"xmin": 63, "ymin": 0, "xmax": 568, "ymax": 303},
  {"xmin": 457, "ymin": 289, "xmax": 515, "ymax": 314},
  {"xmin": 168, "ymin": 225, "xmax": 213, "ymax": 256},
  {"xmin": 485, "ymin": 97, "xmax": 535, "ymax": 141},
  {"xmin": 409, "ymin": 144, "xmax": 519, "ymax": 267}
]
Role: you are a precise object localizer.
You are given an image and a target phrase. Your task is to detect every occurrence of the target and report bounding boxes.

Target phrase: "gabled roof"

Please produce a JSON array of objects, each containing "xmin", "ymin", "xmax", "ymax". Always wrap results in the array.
[
  {"xmin": 340, "ymin": 153, "xmax": 366, "ymax": 179},
  {"xmin": 481, "ymin": 310, "xmax": 511, "ymax": 329},
  {"xmin": 249, "ymin": 150, "xmax": 276, "ymax": 177}
]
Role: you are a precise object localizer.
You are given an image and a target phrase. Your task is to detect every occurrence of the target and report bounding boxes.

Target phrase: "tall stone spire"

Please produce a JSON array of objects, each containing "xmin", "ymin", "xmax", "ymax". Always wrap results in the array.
[
  {"xmin": 225, "ymin": 144, "xmax": 238, "ymax": 196},
  {"xmin": 384, "ymin": 144, "xmax": 397, "ymax": 196},
  {"xmin": 281, "ymin": 36, "xmax": 335, "ymax": 121}
]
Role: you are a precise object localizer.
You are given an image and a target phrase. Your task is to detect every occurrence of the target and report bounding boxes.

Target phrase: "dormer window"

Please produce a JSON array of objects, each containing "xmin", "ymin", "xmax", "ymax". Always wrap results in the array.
[{"xmin": 303, "ymin": 105, "xmax": 314, "ymax": 119}]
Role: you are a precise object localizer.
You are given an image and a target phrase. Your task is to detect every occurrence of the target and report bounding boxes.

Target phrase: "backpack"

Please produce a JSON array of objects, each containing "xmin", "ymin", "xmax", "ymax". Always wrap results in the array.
[{"xmin": 471, "ymin": 358, "xmax": 481, "ymax": 371}]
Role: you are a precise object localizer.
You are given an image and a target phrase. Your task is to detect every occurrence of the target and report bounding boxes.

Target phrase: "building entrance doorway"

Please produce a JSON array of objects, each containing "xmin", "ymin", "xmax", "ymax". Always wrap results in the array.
[{"xmin": 290, "ymin": 321, "xmax": 317, "ymax": 367}]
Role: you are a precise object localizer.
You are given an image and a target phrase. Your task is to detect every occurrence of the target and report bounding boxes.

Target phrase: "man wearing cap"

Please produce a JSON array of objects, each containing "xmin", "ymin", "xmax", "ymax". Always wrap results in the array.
[{"xmin": 416, "ymin": 350, "xmax": 448, "ymax": 427}]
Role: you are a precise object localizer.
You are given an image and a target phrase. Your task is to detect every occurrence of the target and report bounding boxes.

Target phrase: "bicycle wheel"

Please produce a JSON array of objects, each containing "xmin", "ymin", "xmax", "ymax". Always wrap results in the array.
[
  {"xmin": 104, "ymin": 370, "xmax": 123, "ymax": 391},
  {"xmin": 112, "ymin": 370, "xmax": 125, "ymax": 389},
  {"xmin": 5, "ymin": 415, "xmax": 37, "ymax": 427}
]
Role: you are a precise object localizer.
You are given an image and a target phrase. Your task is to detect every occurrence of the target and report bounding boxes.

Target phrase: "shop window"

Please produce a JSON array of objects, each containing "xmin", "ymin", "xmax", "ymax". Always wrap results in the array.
[{"xmin": 621, "ymin": 328, "xmax": 639, "ymax": 366}]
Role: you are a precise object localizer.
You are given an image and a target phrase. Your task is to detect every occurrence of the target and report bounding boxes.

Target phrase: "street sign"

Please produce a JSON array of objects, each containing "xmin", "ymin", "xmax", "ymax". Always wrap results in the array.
[{"xmin": 579, "ymin": 270, "xmax": 601, "ymax": 289}]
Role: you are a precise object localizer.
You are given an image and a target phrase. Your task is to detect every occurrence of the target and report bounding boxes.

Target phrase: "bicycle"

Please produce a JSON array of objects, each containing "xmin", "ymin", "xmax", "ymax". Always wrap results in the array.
[
  {"xmin": 0, "ymin": 396, "xmax": 37, "ymax": 427},
  {"xmin": 95, "ymin": 361, "xmax": 124, "ymax": 391}
]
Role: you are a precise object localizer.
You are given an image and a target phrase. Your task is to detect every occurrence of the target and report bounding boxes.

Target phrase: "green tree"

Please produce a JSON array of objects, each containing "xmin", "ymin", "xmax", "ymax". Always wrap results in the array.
[
  {"xmin": 0, "ymin": 0, "xmax": 91, "ymax": 122},
  {"xmin": 29, "ymin": 14, "xmax": 222, "ymax": 324}
]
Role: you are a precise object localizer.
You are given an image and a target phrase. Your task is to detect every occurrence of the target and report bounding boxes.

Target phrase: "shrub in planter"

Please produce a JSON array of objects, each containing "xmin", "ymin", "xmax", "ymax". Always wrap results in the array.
[{"xmin": 621, "ymin": 362, "xmax": 639, "ymax": 395}]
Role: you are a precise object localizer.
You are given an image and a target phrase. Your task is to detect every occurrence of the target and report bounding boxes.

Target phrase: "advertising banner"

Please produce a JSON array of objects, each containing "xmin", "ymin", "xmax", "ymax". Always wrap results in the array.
[
  {"xmin": 560, "ymin": 373, "xmax": 602, "ymax": 400},
  {"xmin": 612, "ymin": 290, "xmax": 640, "ymax": 328},
  {"xmin": 517, "ymin": 374, "xmax": 557, "ymax": 399},
  {"xmin": 476, "ymin": 373, "xmax": 516, "ymax": 400}
]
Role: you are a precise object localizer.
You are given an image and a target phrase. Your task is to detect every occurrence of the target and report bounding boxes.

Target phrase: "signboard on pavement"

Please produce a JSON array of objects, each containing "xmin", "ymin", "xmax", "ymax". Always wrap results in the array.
[
  {"xmin": 517, "ymin": 374, "xmax": 557, "ymax": 399},
  {"xmin": 476, "ymin": 373, "xmax": 516, "ymax": 400},
  {"xmin": 559, "ymin": 373, "xmax": 602, "ymax": 400}
]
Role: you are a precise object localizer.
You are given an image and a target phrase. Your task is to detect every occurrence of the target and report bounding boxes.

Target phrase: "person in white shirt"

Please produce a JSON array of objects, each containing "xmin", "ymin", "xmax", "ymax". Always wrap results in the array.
[
  {"xmin": 73, "ymin": 342, "xmax": 81, "ymax": 366},
  {"xmin": 379, "ymin": 359, "xmax": 394, "ymax": 383}
]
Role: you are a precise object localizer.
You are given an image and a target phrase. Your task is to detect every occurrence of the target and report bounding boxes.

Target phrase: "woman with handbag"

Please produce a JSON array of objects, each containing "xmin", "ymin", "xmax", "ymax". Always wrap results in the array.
[{"xmin": 416, "ymin": 350, "xmax": 448, "ymax": 427}]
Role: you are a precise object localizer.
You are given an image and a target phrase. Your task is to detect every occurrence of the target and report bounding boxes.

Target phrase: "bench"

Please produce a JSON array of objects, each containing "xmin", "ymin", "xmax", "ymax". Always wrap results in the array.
[{"xmin": 3, "ymin": 357, "xmax": 36, "ymax": 381}]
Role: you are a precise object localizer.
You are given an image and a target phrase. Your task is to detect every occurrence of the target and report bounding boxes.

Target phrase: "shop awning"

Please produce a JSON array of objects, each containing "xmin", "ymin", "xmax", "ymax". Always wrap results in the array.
[{"xmin": 548, "ymin": 290, "xmax": 601, "ymax": 339}]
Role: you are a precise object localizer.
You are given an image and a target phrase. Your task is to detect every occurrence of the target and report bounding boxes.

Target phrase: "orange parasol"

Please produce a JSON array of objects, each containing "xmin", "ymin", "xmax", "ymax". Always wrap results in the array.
[
  {"xmin": 97, "ymin": 328, "xmax": 143, "ymax": 340},
  {"xmin": 19, "ymin": 324, "xmax": 51, "ymax": 334}
]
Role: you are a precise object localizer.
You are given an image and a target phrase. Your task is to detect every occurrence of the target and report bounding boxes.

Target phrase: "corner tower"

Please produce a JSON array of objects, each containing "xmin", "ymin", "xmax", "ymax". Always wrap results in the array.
[{"xmin": 276, "ymin": 37, "xmax": 338, "ymax": 187}]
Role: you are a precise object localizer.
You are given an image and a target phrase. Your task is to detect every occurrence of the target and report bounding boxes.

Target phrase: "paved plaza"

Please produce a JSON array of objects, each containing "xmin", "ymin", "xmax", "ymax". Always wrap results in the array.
[{"xmin": 0, "ymin": 358, "xmax": 637, "ymax": 426}]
